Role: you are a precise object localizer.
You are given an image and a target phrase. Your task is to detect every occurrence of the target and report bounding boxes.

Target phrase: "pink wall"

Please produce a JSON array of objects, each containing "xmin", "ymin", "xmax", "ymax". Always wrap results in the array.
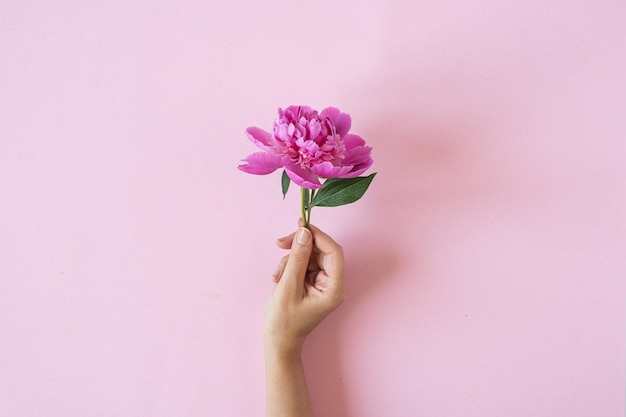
[{"xmin": 1, "ymin": 1, "xmax": 624, "ymax": 416}]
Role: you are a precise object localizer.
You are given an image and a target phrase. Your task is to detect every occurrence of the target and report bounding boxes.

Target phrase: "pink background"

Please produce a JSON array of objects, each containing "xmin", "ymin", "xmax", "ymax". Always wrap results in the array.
[{"xmin": 1, "ymin": 1, "xmax": 624, "ymax": 416}]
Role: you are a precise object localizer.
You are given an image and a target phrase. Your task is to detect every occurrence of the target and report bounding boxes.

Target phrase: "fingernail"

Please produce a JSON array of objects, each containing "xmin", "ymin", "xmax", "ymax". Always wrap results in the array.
[
  {"xmin": 296, "ymin": 227, "xmax": 311, "ymax": 245},
  {"xmin": 271, "ymin": 267, "xmax": 281, "ymax": 279}
]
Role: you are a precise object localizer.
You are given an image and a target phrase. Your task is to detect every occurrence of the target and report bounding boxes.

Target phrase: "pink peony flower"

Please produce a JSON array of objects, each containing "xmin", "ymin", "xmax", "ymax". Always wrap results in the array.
[{"xmin": 238, "ymin": 105, "xmax": 373, "ymax": 189}]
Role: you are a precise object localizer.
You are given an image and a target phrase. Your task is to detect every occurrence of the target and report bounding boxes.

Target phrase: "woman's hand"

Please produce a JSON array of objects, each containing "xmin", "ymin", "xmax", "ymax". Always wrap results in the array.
[{"xmin": 265, "ymin": 223, "xmax": 346, "ymax": 356}]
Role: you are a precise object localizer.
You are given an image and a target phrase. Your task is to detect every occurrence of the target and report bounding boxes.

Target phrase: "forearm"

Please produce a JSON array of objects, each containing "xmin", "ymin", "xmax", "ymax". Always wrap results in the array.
[{"xmin": 265, "ymin": 345, "xmax": 312, "ymax": 417}]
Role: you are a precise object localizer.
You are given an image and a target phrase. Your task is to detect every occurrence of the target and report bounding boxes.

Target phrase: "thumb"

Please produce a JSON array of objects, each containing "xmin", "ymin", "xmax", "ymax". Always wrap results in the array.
[{"xmin": 278, "ymin": 227, "xmax": 313, "ymax": 298}]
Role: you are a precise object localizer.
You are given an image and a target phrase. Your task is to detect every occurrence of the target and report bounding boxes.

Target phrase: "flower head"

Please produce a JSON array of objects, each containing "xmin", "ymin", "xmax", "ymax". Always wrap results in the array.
[{"xmin": 238, "ymin": 105, "xmax": 373, "ymax": 189}]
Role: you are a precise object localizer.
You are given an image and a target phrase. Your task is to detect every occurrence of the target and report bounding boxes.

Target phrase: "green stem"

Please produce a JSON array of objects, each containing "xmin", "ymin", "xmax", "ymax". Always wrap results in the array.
[{"xmin": 301, "ymin": 187, "xmax": 309, "ymax": 229}]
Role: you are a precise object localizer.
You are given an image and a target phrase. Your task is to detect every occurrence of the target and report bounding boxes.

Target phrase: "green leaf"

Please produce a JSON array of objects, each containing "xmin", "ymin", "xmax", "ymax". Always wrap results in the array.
[
  {"xmin": 310, "ymin": 173, "xmax": 377, "ymax": 207},
  {"xmin": 281, "ymin": 170, "xmax": 290, "ymax": 199}
]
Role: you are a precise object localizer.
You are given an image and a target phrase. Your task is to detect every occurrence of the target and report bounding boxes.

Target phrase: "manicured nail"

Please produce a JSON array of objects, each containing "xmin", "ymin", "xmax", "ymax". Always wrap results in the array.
[{"xmin": 297, "ymin": 227, "xmax": 311, "ymax": 245}]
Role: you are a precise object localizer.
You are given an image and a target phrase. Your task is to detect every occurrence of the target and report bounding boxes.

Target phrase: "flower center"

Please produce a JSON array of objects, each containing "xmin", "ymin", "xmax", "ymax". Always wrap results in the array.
[{"xmin": 272, "ymin": 108, "xmax": 345, "ymax": 169}]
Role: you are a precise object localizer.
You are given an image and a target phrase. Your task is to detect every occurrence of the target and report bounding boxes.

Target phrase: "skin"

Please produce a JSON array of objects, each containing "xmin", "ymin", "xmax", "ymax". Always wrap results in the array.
[{"xmin": 265, "ymin": 221, "xmax": 346, "ymax": 417}]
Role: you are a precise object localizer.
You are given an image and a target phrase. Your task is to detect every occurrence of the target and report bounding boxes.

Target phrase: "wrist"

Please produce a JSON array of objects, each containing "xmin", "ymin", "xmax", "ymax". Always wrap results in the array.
[{"xmin": 264, "ymin": 336, "xmax": 304, "ymax": 361}]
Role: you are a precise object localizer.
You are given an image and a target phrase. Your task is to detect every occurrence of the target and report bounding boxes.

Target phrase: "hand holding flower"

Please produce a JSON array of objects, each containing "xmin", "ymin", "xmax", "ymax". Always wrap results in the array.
[{"xmin": 265, "ymin": 223, "xmax": 346, "ymax": 356}]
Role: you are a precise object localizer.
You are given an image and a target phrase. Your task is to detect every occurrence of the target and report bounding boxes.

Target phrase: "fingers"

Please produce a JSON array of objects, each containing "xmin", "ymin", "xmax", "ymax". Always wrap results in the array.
[
  {"xmin": 272, "ymin": 254, "xmax": 319, "ymax": 283},
  {"xmin": 275, "ymin": 218, "xmax": 304, "ymax": 249},
  {"xmin": 276, "ymin": 223, "xmax": 344, "ymax": 269},
  {"xmin": 276, "ymin": 232, "xmax": 295, "ymax": 250},
  {"xmin": 308, "ymin": 224, "xmax": 344, "ymax": 280},
  {"xmin": 278, "ymin": 227, "xmax": 313, "ymax": 298},
  {"xmin": 306, "ymin": 224, "xmax": 340, "ymax": 252},
  {"xmin": 271, "ymin": 255, "xmax": 289, "ymax": 282},
  {"xmin": 273, "ymin": 222, "xmax": 345, "ymax": 304}
]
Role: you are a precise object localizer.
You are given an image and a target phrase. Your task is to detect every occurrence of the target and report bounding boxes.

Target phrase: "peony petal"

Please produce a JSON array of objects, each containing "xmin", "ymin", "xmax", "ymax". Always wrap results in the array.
[
  {"xmin": 285, "ymin": 164, "xmax": 323, "ymax": 189},
  {"xmin": 336, "ymin": 113, "xmax": 352, "ymax": 137},
  {"xmin": 238, "ymin": 152, "xmax": 283, "ymax": 175},
  {"xmin": 320, "ymin": 107, "xmax": 339, "ymax": 122},
  {"xmin": 321, "ymin": 107, "xmax": 351, "ymax": 137},
  {"xmin": 246, "ymin": 127, "xmax": 274, "ymax": 151},
  {"xmin": 298, "ymin": 105, "xmax": 315, "ymax": 115},
  {"xmin": 340, "ymin": 159, "xmax": 374, "ymax": 178},
  {"xmin": 342, "ymin": 133, "xmax": 365, "ymax": 149},
  {"xmin": 310, "ymin": 161, "xmax": 354, "ymax": 178},
  {"xmin": 343, "ymin": 145, "xmax": 373, "ymax": 165}
]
